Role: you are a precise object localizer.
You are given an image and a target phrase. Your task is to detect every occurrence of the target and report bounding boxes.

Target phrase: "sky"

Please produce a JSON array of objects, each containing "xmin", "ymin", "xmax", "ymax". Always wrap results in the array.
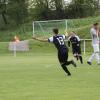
[{"xmin": 64, "ymin": 0, "xmax": 71, "ymax": 4}]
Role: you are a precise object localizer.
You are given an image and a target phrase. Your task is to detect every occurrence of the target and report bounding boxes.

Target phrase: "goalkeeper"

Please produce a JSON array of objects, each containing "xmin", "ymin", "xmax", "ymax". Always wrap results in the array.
[{"xmin": 33, "ymin": 28, "xmax": 77, "ymax": 76}]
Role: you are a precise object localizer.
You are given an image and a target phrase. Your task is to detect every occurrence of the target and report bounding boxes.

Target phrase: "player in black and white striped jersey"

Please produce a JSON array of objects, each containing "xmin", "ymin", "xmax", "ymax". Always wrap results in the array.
[
  {"xmin": 33, "ymin": 28, "xmax": 77, "ymax": 76},
  {"xmin": 68, "ymin": 32, "xmax": 83, "ymax": 64}
]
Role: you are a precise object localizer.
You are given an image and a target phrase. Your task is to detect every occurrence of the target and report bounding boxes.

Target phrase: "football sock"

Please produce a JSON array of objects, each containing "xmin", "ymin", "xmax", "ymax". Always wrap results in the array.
[
  {"xmin": 64, "ymin": 61, "xmax": 73, "ymax": 66},
  {"xmin": 61, "ymin": 64, "xmax": 71, "ymax": 75},
  {"xmin": 79, "ymin": 56, "xmax": 83, "ymax": 64}
]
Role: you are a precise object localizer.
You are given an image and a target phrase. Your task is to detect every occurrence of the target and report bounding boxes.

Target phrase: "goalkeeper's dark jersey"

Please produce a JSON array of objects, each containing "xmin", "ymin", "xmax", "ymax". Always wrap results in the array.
[{"xmin": 48, "ymin": 35, "xmax": 67, "ymax": 51}]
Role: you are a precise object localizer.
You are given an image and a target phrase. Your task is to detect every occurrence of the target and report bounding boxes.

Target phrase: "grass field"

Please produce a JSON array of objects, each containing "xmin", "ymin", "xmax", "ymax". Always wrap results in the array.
[
  {"xmin": 1, "ymin": 14, "xmax": 100, "ymax": 100},
  {"xmin": 0, "ymin": 52, "xmax": 100, "ymax": 100}
]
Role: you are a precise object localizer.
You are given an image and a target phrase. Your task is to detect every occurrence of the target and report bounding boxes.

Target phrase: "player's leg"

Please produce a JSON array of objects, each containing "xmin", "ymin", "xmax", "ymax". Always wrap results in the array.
[
  {"xmin": 73, "ymin": 47, "xmax": 79, "ymax": 61},
  {"xmin": 79, "ymin": 55, "xmax": 83, "ymax": 64},
  {"xmin": 88, "ymin": 52, "xmax": 100, "ymax": 65},
  {"xmin": 87, "ymin": 53, "xmax": 95, "ymax": 65},
  {"xmin": 74, "ymin": 53, "xmax": 79, "ymax": 60},
  {"xmin": 87, "ymin": 45, "xmax": 97, "ymax": 65},
  {"xmin": 58, "ymin": 50, "xmax": 71, "ymax": 76},
  {"xmin": 63, "ymin": 48, "xmax": 77, "ymax": 67},
  {"xmin": 78, "ymin": 47, "xmax": 83, "ymax": 64},
  {"xmin": 61, "ymin": 60, "xmax": 76, "ymax": 76},
  {"xmin": 64, "ymin": 60, "xmax": 77, "ymax": 67},
  {"xmin": 61, "ymin": 63, "xmax": 71, "ymax": 76},
  {"xmin": 58, "ymin": 49, "xmax": 77, "ymax": 76},
  {"xmin": 95, "ymin": 52, "xmax": 100, "ymax": 64},
  {"xmin": 94, "ymin": 44, "xmax": 100, "ymax": 64},
  {"xmin": 76, "ymin": 54, "xmax": 79, "ymax": 61}
]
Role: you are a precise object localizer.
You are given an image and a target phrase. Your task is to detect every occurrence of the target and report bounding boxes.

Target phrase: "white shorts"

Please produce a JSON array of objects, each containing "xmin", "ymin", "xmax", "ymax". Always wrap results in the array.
[{"xmin": 92, "ymin": 44, "xmax": 99, "ymax": 52}]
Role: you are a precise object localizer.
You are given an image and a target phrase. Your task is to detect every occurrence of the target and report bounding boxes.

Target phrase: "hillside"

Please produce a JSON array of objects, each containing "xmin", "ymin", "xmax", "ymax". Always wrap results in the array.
[{"xmin": 0, "ymin": 16, "xmax": 100, "ymax": 42}]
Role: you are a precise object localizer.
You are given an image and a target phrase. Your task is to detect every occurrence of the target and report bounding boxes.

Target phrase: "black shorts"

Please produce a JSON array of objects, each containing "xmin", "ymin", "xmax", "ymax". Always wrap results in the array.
[
  {"xmin": 58, "ymin": 48, "xmax": 68, "ymax": 63},
  {"xmin": 72, "ymin": 46, "xmax": 81, "ymax": 54}
]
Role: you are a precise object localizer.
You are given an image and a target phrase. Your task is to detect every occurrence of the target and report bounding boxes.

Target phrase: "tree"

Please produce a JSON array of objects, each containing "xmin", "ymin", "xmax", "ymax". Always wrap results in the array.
[
  {"xmin": 6, "ymin": 0, "xmax": 28, "ymax": 25},
  {"xmin": 65, "ymin": 0, "xmax": 98, "ymax": 18},
  {"xmin": 30, "ymin": 0, "xmax": 52, "ymax": 20},
  {"xmin": 51, "ymin": 0, "xmax": 65, "ymax": 19},
  {"xmin": 30, "ymin": 0, "xmax": 65, "ymax": 20},
  {"xmin": 0, "ymin": 0, "xmax": 8, "ymax": 24}
]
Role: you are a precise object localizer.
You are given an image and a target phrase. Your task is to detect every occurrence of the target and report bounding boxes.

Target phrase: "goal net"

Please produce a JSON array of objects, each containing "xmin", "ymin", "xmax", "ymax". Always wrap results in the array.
[
  {"xmin": 33, "ymin": 20, "xmax": 67, "ymax": 37},
  {"xmin": 33, "ymin": 17, "xmax": 97, "ymax": 36}
]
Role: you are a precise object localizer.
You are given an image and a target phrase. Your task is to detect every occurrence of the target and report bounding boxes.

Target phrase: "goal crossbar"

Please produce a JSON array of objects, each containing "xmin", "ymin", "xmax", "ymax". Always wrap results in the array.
[{"xmin": 33, "ymin": 19, "xmax": 67, "ymax": 23}]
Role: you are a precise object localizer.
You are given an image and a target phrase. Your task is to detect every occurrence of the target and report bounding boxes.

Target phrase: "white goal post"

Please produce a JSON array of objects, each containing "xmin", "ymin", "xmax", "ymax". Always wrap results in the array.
[{"xmin": 33, "ymin": 19, "xmax": 68, "ymax": 37}]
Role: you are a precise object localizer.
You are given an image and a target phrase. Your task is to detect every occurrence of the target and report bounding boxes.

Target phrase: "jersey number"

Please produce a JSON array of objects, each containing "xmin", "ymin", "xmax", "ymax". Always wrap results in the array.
[{"xmin": 57, "ymin": 37, "xmax": 64, "ymax": 45}]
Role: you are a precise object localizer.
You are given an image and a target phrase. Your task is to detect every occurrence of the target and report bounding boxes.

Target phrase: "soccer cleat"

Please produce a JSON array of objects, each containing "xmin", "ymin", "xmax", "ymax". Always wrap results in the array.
[
  {"xmin": 81, "ymin": 62, "xmax": 83, "ymax": 64},
  {"xmin": 67, "ymin": 73, "xmax": 71, "ymax": 76},
  {"xmin": 87, "ymin": 61, "xmax": 92, "ymax": 65},
  {"xmin": 71, "ymin": 60, "xmax": 77, "ymax": 67},
  {"xmin": 81, "ymin": 61, "xmax": 83, "ymax": 64}
]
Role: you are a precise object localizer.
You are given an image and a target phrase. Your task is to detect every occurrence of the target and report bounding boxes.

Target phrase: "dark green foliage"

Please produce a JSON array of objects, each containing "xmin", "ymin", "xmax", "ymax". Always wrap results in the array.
[
  {"xmin": 65, "ymin": 0, "xmax": 97, "ymax": 18},
  {"xmin": 7, "ymin": 0, "xmax": 28, "ymax": 25},
  {"xmin": 30, "ymin": 0, "xmax": 100, "ymax": 20},
  {"xmin": 0, "ymin": 0, "xmax": 100, "ymax": 42}
]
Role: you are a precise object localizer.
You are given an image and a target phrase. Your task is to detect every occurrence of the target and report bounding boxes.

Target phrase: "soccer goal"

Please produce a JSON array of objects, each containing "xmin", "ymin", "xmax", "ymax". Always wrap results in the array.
[
  {"xmin": 33, "ymin": 19, "xmax": 68, "ymax": 37},
  {"xmin": 32, "ymin": 18, "xmax": 92, "ymax": 37}
]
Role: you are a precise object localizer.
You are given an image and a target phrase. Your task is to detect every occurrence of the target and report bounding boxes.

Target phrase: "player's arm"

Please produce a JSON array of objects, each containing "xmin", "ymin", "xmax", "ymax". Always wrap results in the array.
[
  {"xmin": 77, "ymin": 41, "xmax": 81, "ymax": 46},
  {"xmin": 67, "ymin": 37, "xmax": 71, "ymax": 47},
  {"xmin": 32, "ymin": 37, "xmax": 48, "ymax": 42},
  {"xmin": 62, "ymin": 32, "xmax": 68, "ymax": 40},
  {"xmin": 63, "ymin": 32, "xmax": 71, "ymax": 47},
  {"xmin": 68, "ymin": 41, "xmax": 70, "ymax": 47},
  {"xmin": 76, "ymin": 36, "xmax": 81, "ymax": 46},
  {"xmin": 64, "ymin": 31, "xmax": 69, "ymax": 37}
]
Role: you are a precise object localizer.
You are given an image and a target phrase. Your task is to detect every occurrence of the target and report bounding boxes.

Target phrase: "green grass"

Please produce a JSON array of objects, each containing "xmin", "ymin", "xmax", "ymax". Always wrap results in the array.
[
  {"xmin": 0, "ymin": 39, "xmax": 99, "ymax": 100},
  {"xmin": 1, "ymin": 15, "xmax": 100, "ymax": 41},
  {"xmin": 0, "ymin": 15, "xmax": 100, "ymax": 100},
  {"xmin": 0, "ymin": 52, "xmax": 100, "ymax": 100}
]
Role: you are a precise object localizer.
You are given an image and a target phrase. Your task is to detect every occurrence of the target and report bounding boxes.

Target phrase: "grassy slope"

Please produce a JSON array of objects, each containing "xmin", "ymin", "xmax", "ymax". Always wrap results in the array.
[
  {"xmin": 0, "ymin": 16, "xmax": 100, "ymax": 41},
  {"xmin": 67, "ymin": 16, "xmax": 100, "ymax": 38}
]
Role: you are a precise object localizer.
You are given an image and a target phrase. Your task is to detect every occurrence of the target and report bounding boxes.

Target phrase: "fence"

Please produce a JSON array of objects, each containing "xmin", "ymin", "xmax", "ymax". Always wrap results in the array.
[
  {"xmin": 81, "ymin": 39, "xmax": 92, "ymax": 54},
  {"xmin": 0, "ymin": 39, "xmax": 93, "ymax": 55}
]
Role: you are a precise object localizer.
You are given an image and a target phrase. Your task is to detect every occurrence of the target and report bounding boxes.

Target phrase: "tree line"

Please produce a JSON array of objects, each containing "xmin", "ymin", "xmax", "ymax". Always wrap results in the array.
[{"xmin": 0, "ymin": 0, "xmax": 100, "ymax": 26}]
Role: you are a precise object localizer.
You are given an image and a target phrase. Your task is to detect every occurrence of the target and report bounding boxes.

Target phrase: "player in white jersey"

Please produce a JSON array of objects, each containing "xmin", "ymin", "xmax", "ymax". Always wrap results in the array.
[{"xmin": 87, "ymin": 23, "xmax": 100, "ymax": 65}]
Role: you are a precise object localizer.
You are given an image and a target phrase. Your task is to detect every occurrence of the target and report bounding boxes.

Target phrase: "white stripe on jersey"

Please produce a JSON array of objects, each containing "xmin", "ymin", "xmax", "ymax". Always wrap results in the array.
[
  {"xmin": 68, "ymin": 35, "xmax": 80, "ymax": 41},
  {"xmin": 48, "ymin": 35, "xmax": 66, "ymax": 43}
]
